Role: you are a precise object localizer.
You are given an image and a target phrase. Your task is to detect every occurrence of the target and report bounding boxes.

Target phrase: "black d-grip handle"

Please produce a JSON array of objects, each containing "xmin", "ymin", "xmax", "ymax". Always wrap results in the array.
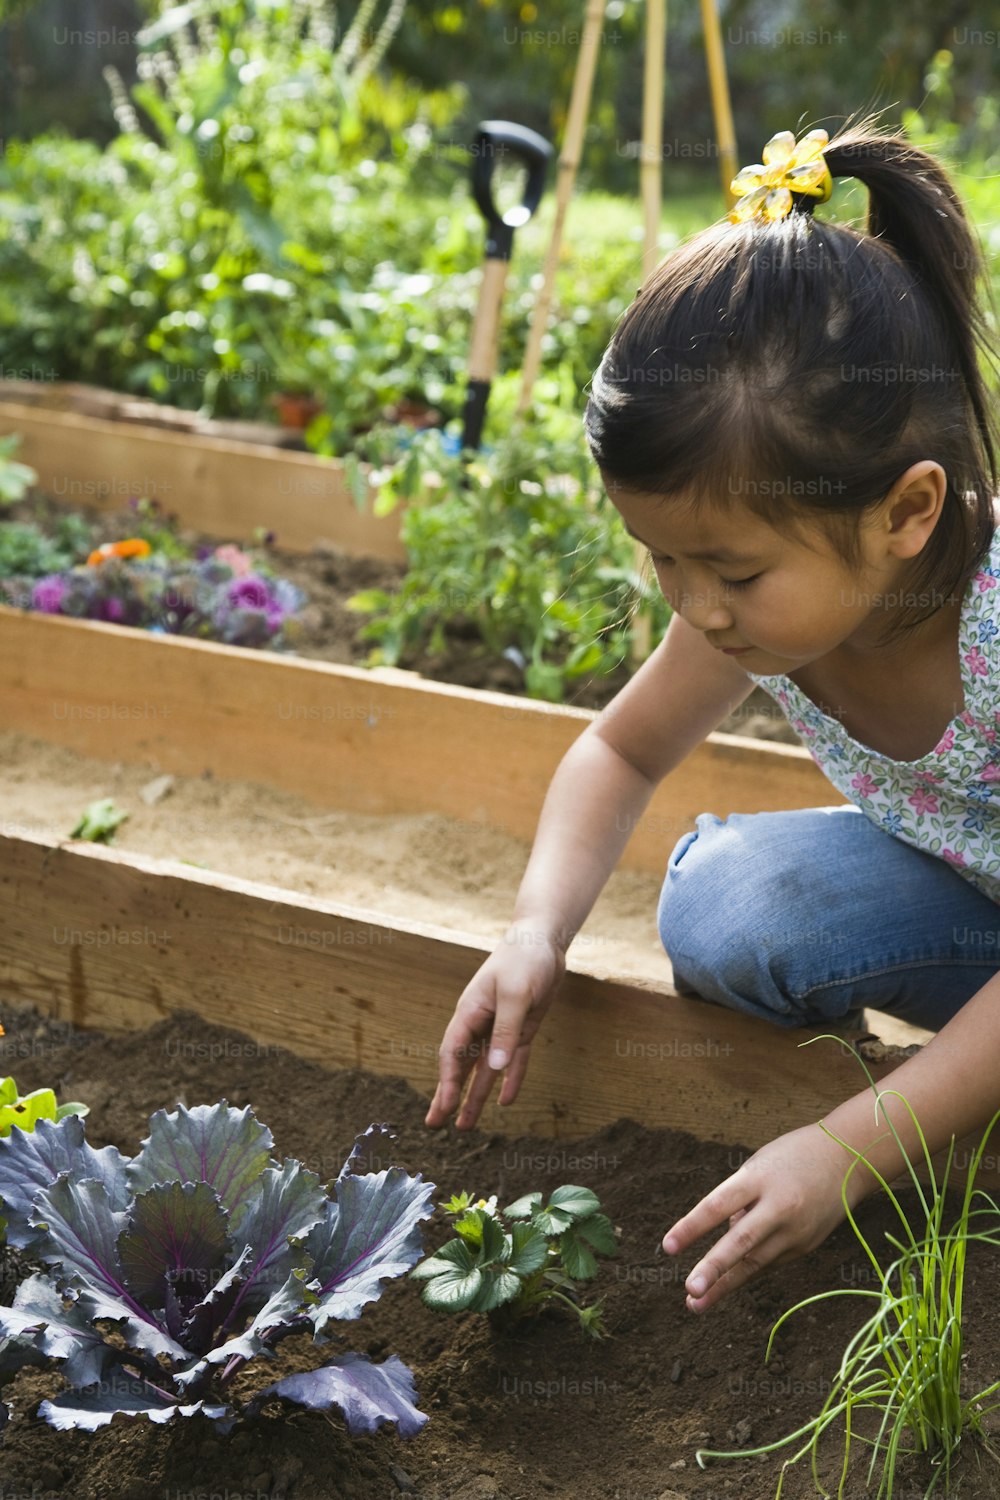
[{"xmin": 471, "ymin": 120, "xmax": 553, "ymax": 260}]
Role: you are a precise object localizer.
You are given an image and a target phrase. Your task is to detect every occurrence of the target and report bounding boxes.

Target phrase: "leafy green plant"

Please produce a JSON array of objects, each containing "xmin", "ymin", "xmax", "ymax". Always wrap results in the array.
[
  {"xmin": 0, "ymin": 1068, "xmax": 88, "ymax": 1267},
  {"xmin": 0, "ymin": 514, "xmax": 93, "ymax": 578},
  {"xmin": 0, "ymin": 1075, "xmax": 87, "ymax": 1137},
  {"xmin": 411, "ymin": 1184, "xmax": 617, "ymax": 1338},
  {"xmin": 0, "ymin": 1105, "xmax": 434, "ymax": 1434},
  {"xmin": 346, "ymin": 421, "xmax": 669, "ymax": 702},
  {"xmin": 0, "ymin": 435, "xmax": 36, "ymax": 506},
  {"xmin": 697, "ymin": 1039, "xmax": 1000, "ymax": 1499},
  {"xmin": 0, "ymin": 3, "xmax": 466, "ymax": 428},
  {"xmin": 69, "ymin": 799, "xmax": 129, "ymax": 844}
]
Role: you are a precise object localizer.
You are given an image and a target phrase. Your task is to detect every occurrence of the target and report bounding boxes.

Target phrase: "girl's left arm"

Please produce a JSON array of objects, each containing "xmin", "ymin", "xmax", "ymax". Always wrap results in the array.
[{"xmin": 663, "ymin": 967, "xmax": 1000, "ymax": 1312}]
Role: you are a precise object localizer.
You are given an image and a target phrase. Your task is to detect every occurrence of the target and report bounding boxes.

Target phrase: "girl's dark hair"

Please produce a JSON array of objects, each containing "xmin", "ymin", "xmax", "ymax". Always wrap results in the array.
[{"xmin": 584, "ymin": 113, "xmax": 1000, "ymax": 640}]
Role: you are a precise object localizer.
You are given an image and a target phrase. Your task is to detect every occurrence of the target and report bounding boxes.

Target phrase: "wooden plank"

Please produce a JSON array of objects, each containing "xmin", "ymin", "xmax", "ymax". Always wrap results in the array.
[
  {"xmin": 0, "ymin": 608, "xmax": 845, "ymax": 877},
  {"xmin": 0, "ymin": 399, "xmax": 405, "ymax": 562},
  {"xmin": 4, "ymin": 830, "xmax": 993, "ymax": 1191},
  {"xmin": 0, "ymin": 829, "xmax": 898, "ymax": 1148}
]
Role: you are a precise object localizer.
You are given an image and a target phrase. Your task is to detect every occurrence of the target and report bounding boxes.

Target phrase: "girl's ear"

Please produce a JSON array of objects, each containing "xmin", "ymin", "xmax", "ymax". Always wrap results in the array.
[{"xmin": 881, "ymin": 461, "xmax": 948, "ymax": 559}]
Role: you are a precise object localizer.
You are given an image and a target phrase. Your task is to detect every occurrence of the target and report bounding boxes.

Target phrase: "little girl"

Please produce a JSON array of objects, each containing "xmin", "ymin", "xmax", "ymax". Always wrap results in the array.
[{"xmin": 425, "ymin": 117, "xmax": 1000, "ymax": 1313}]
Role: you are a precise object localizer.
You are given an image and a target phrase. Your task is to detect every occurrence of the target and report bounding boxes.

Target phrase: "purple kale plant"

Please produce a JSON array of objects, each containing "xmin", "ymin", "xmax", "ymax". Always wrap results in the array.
[
  {"xmin": 0, "ymin": 1105, "xmax": 434, "ymax": 1437},
  {"xmin": 0, "ymin": 551, "xmax": 305, "ymax": 649}
]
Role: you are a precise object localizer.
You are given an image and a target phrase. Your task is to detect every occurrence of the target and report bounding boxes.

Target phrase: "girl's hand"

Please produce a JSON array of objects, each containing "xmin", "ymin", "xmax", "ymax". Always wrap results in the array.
[
  {"xmin": 662, "ymin": 1123, "xmax": 854, "ymax": 1311},
  {"xmin": 424, "ymin": 919, "xmax": 566, "ymax": 1131}
]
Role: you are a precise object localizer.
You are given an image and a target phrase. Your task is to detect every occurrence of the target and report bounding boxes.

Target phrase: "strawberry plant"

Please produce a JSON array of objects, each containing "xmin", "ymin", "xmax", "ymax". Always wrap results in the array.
[
  {"xmin": 0, "ymin": 1105, "xmax": 434, "ymax": 1435},
  {"xmin": 411, "ymin": 1185, "xmax": 617, "ymax": 1337}
]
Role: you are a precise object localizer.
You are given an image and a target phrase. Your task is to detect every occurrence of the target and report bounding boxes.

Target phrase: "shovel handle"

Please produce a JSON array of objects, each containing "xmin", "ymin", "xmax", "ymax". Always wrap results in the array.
[{"xmin": 471, "ymin": 120, "xmax": 554, "ymax": 259}]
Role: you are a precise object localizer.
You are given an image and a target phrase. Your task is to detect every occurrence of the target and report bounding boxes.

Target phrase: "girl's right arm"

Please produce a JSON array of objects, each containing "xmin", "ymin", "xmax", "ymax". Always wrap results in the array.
[{"xmin": 425, "ymin": 614, "xmax": 756, "ymax": 1129}]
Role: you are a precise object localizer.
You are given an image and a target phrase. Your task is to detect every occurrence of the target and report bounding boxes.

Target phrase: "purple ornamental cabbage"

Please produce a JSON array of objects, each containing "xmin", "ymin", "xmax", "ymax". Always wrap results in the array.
[
  {"xmin": 30, "ymin": 575, "xmax": 68, "ymax": 614},
  {"xmin": 0, "ymin": 1105, "xmax": 434, "ymax": 1437},
  {"xmin": 214, "ymin": 573, "xmax": 303, "ymax": 646}
]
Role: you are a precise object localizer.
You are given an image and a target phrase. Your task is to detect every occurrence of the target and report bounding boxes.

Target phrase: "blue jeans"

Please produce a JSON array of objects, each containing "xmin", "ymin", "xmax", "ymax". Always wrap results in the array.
[{"xmin": 659, "ymin": 806, "xmax": 1000, "ymax": 1032}]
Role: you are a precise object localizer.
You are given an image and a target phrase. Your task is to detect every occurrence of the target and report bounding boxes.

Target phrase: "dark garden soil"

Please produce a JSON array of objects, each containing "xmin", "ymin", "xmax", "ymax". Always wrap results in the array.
[
  {"xmin": 5, "ymin": 491, "xmax": 796, "ymax": 736},
  {"xmin": 1, "ymin": 1004, "xmax": 999, "ymax": 1500}
]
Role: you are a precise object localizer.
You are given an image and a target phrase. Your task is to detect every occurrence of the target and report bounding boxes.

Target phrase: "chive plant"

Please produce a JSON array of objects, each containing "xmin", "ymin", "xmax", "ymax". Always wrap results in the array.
[{"xmin": 697, "ymin": 1039, "xmax": 1000, "ymax": 1500}]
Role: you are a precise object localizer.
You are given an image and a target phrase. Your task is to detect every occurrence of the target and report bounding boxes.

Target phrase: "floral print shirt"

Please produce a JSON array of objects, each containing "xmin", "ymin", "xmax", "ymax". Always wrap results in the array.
[{"xmin": 746, "ymin": 541, "xmax": 1000, "ymax": 904}]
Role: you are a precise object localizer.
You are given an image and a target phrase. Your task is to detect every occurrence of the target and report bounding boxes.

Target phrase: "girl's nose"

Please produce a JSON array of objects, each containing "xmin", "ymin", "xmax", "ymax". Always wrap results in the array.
[{"xmin": 678, "ymin": 587, "xmax": 733, "ymax": 633}]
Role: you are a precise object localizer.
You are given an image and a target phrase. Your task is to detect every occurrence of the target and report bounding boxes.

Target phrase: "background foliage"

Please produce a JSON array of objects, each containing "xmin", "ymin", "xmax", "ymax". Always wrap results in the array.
[{"xmin": 0, "ymin": 1, "xmax": 997, "ymax": 699}]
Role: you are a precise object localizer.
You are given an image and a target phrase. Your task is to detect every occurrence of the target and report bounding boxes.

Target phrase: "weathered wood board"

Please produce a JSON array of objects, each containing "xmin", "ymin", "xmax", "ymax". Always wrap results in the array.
[
  {"xmin": 0, "ymin": 608, "xmax": 844, "ymax": 878},
  {"xmin": 0, "ymin": 397, "xmax": 405, "ymax": 560}
]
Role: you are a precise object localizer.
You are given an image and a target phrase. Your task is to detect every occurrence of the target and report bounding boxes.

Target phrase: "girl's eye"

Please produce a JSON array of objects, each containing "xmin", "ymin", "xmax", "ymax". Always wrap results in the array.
[{"xmin": 722, "ymin": 573, "xmax": 762, "ymax": 591}]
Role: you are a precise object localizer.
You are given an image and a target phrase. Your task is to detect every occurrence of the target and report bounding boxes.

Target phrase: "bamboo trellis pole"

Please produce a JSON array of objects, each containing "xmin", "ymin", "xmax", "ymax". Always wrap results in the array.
[
  {"xmin": 517, "ymin": 0, "xmax": 607, "ymax": 418},
  {"xmin": 699, "ymin": 0, "xmax": 738, "ymax": 207},
  {"xmin": 631, "ymin": 0, "xmax": 667, "ymax": 660},
  {"xmin": 640, "ymin": 0, "xmax": 667, "ymax": 285}
]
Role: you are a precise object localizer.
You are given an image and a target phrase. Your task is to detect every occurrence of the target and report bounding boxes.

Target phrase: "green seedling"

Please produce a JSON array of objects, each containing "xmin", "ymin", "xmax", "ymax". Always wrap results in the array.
[
  {"xmin": 411, "ymin": 1185, "xmax": 617, "ymax": 1337},
  {"xmin": 69, "ymin": 798, "xmax": 129, "ymax": 843},
  {"xmin": 0, "ymin": 1075, "xmax": 88, "ymax": 1138},
  {"xmin": 0, "ymin": 435, "xmax": 37, "ymax": 506},
  {"xmin": 697, "ymin": 1037, "xmax": 1000, "ymax": 1499}
]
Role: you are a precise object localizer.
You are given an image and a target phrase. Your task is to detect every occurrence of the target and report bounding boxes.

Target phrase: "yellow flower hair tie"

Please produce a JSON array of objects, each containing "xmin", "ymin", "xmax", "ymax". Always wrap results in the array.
[{"xmin": 728, "ymin": 128, "xmax": 833, "ymax": 224}]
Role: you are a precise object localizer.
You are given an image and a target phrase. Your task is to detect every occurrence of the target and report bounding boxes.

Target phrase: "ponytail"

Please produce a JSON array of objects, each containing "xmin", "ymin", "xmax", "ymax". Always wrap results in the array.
[{"xmin": 825, "ymin": 124, "xmax": 999, "ymax": 505}]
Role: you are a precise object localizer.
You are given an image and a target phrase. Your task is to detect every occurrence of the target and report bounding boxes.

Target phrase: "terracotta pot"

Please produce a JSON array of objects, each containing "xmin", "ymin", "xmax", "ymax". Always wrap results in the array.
[{"xmin": 272, "ymin": 392, "xmax": 323, "ymax": 429}]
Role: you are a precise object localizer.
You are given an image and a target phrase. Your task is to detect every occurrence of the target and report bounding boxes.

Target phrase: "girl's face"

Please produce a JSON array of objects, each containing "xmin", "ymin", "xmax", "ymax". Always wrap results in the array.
[{"xmin": 610, "ymin": 485, "xmax": 901, "ymax": 674}]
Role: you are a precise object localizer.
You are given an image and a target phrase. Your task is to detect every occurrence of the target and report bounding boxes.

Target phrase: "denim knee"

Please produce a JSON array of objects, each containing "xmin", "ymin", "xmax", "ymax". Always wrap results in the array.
[{"xmin": 657, "ymin": 810, "xmax": 841, "ymax": 1025}]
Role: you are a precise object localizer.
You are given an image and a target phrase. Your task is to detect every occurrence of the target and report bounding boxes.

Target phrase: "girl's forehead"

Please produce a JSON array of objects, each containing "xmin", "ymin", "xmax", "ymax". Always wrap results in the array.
[{"xmin": 609, "ymin": 484, "xmax": 789, "ymax": 554}]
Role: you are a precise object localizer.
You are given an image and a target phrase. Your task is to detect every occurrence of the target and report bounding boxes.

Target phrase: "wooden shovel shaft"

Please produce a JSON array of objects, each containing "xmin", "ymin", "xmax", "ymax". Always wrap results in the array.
[
  {"xmin": 468, "ymin": 257, "xmax": 510, "ymax": 384},
  {"xmin": 463, "ymin": 256, "xmax": 510, "ymax": 449}
]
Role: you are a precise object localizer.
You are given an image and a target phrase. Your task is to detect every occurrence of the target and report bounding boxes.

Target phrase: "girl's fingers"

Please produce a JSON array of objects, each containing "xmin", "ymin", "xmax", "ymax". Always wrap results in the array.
[
  {"xmin": 680, "ymin": 1204, "xmax": 788, "ymax": 1305},
  {"xmin": 662, "ymin": 1171, "xmax": 758, "ymax": 1256},
  {"xmin": 497, "ymin": 1042, "xmax": 532, "ymax": 1105},
  {"xmin": 455, "ymin": 1052, "xmax": 505, "ymax": 1129},
  {"xmin": 684, "ymin": 1227, "xmax": 785, "ymax": 1312},
  {"xmin": 425, "ymin": 1013, "xmax": 484, "ymax": 1125}
]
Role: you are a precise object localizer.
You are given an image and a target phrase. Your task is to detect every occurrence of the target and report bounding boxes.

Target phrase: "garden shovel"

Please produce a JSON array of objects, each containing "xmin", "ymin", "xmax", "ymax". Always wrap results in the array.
[{"xmin": 462, "ymin": 120, "xmax": 553, "ymax": 451}]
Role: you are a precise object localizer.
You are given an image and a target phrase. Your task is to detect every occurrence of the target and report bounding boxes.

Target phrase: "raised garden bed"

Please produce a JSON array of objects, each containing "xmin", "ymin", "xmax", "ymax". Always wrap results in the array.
[
  {"xmin": 1, "ymin": 1002, "xmax": 999, "ymax": 1500},
  {"xmin": 0, "ymin": 383, "xmax": 405, "ymax": 561},
  {"xmin": 0, "ymin": 604, "xmax": 868, "ymax": 1144},
  {"xmin": 3, "ymin": 397, "xmax": 1000, "ymax": 1499}
]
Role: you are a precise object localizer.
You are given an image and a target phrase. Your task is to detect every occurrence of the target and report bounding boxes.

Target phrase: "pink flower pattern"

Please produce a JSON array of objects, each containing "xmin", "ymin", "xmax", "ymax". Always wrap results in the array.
[{"xmin": 746, "ymin": 535, "xmax": 1000, "ymax": 904}]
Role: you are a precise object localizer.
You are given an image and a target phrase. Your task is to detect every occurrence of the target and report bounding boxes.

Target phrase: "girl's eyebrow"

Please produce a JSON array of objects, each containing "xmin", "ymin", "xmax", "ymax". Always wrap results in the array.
[{"xmin": 621, "ymin": 522, "xmax": 758, "ymax": 564}]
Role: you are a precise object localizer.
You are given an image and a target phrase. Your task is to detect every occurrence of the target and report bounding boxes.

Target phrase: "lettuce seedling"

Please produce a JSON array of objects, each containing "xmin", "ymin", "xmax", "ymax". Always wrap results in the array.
[
  {"xmin": 411, "ymin": 1185, "xmax": 617, "ymax": 1337},
  {"xmin": 0, "ymin": 1105, "xmax": 434, "ymax": 1436},
  {"xmin": 0, "ymin": 1075, "xmax": 88, "ymax": 1138},
  {"xmin": 68, "ymin": 799, "xmax": 129, "ymax": 844}
]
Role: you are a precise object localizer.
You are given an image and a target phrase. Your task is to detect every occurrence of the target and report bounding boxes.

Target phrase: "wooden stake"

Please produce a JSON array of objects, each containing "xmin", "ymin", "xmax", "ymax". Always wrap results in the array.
[
  {"xmin": 517, "ymin": 0, "xmax": 607, "ymax": 418},
  {"xmin": 699, "ymin": 0, "xmax": 739, "ymax": 208},
  {"xmin": 630, "ymin": 0, "xmax": 667, "ymax": 664},
  {"xmin": 640, "ymin": 0, "xmax": 666, "ymax": 285}
]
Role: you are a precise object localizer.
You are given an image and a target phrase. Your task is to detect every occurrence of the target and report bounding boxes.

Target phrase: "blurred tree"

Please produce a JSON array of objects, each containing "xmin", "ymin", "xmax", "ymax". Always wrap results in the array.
[
  {"xmin": 2, "ymin": 0, "xmax": 997, "ymax": 190},
  {"xmin": 385, "ymin": 0, "xmax": 1000, "ymax": 191}
]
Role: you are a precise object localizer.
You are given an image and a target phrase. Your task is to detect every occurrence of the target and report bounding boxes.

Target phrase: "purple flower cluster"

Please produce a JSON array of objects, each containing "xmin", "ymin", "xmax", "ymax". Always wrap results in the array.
[{"xmin": 2, "ymin": 554, "xmax": 306, "ymax": 650}]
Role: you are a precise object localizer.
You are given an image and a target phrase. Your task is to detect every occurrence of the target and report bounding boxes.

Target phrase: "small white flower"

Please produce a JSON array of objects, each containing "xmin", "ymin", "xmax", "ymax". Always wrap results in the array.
[{"xmin": 474, "ymin": 1195, "xmax": 499, "ymax": 1217}]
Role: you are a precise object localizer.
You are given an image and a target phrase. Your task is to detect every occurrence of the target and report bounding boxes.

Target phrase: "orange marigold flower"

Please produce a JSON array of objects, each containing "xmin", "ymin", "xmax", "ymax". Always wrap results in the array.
[{"xmin": 85, "ymin": 538, "xmax": 153, "ymax": 566}]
